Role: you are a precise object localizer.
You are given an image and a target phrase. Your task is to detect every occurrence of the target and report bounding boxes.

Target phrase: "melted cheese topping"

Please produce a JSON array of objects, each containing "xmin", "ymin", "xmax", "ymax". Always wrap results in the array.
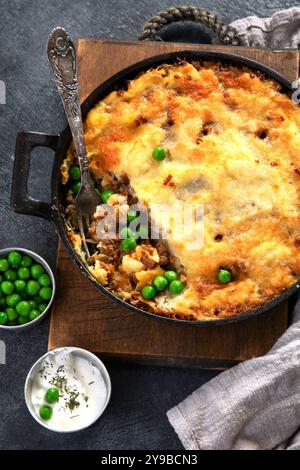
[{"xmin": 66, "ymin": 61, "xmax": 300, "ymax": 319}]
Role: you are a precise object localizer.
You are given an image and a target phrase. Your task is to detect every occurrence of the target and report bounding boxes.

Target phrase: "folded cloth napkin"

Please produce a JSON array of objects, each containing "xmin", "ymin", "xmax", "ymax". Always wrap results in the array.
[
  {"xmin": 167, "ymin": 9, "xmax": 300, "ymax": 450},
  {"xmin": 229, "ymin": 7, "xmax": 300, "ymax": 49},
  {"xmin": 167, "ymin": 297, "xmax": 300, "ymax": 450}
]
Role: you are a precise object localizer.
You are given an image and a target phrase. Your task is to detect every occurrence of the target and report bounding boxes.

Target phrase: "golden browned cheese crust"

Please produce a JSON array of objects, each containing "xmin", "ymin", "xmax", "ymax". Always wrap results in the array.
[{"xmin": 63, "ymin": 61, "xmax": 300, "ymax": 320}]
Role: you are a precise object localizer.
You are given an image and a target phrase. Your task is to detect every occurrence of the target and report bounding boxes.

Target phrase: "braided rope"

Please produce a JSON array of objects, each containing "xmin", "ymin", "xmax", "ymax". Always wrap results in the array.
[{"xmin": 139, "ymin": 5, "xmax": 239, "ymax": 45}]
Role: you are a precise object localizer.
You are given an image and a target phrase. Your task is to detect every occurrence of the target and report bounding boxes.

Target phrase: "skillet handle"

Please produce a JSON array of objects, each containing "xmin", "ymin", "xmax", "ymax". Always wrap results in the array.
[
  {"xmin": 11, "ymin": 131, "xmax": 59, "ymax": 221},
  {"xmin": 139, "ymin": 6, "xmax": 239, "ymax": 45}
]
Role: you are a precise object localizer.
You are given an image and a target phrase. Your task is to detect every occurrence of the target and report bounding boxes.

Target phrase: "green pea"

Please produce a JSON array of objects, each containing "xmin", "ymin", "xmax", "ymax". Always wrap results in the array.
[
  {"xmin": 0, "ymin": 312, "xmax": 7, "ymax": 325},
  {"xmin": 4, "ymin": 269, "xmax": 17, "ymax": 282},
  {"xmin": 14, "ymin": 279, "xmax": 26, "ymax": 292},
  {"xmin": 169, "ymin": 280, "xmax": 185, "ymax": 295},
  {"xmin": 29, "ymin": 310, "xmax": 40, "ymax": 321},
  {"xmin": 38, "ymin": 303, "xmax": 48, "ymax": 313},
  {"xmin": 127, "ymin": 211, "xmax": 138, "ymax": 224},
  {"xmin": 120, "ymin": 226, "xmax": 136, "ymax": 239},
  {"xmin": 7, "ymin": 251, "xmax": 22, "ymax": 266},
  {"xmin": 1, "ymin": 281, "xmax": 14, "ymax": 295},
  {"xmin": 5, "ymin": 308, "xmax": 17, "ymax": 321},
  {"xmin": 30, "ymin": 264, "xmax": 45, "ymax": 279},
  {"xmin": 38, "ymin": 274, "xmax": 51, "ymax": 287},
  {"xmin": 120, "ymin": 238, "xmax": 137, "ymax": 252},
  {"xmin": 100, "ymin": 190, "xmax": 114, "ymax": 203},
  {"xmin": 6, "ymin": 293, "xmax": 21, "ymax": 308},
  {"xmin": 69, "ymin": 166, "xmax": 81, "ymax": 181},
  {"xmin": 21, "ymin": 255, "xmax": 33, "ymax": 268},
  {"xmin": 28, "ymin": 300, "xmax": 37, "ymax": 310},
  {"xmin": 0, "ymin": 296, "xmax": 6, "ymax": 307},
  {"xmin": 39, "ymin": 405, "xmax": 52, "ymax": 421},
  {"xmin": 39, "ymin": 287, "xmax": 52, "ymax": 301},
  {"xmin": 164, "ymin": 271, "xmax": 178, "ymax": 284},
  {"xmin": 152, "ymin": 276, "xmax": 168, "ymax": 292},
  {"xmin": 152, "ymin": 146, "xmax": 167, "ymax": 161},
  {"xmin": 26, "ymin": 280, "xmax": 40, "ymax": 296},
  {"xmin": 217, "ymin": 268, "xmax": 232, "ymax": 284},
  {"xmin": 0, "ymin": 259, "xmax": 9, "ymax": 272},
  {"xmin": 70, "ymin": 181, "xmax": 81, "ymax": 194},
  {"xmin": 45, "ymin": 387, "xmax": 59, "ymax": 404},
  {"xmin": 17, "ymin": 267, "xmax": 30, "ymax": 280},
  {"xmin": 16, "ymin": 301, "xmax": 30, "ymax": 317},
  {"xmin": 141, "ymin": 285, "xmax": 156, "ymax": 300},
  {"xmin": 18, "ymin": 316, "xmax": 30, "ymax": 325}
]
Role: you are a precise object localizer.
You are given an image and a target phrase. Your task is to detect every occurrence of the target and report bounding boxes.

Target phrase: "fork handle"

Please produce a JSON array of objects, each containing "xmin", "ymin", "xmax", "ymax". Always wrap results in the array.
[{"xmin": 46, "ymin": 27, "xmax": 90, "ymax": 186}]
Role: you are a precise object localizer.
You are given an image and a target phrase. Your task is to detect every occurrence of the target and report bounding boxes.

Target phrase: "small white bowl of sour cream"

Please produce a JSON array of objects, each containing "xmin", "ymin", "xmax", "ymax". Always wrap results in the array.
[{"xmin": 24, "ymin": 347, "xmax": 111, "ymax": 433}]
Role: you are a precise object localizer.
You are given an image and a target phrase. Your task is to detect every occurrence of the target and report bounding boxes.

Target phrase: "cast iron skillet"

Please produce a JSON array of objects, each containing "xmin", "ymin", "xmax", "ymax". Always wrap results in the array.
[{"xmin": 11, "ymin": 50, "xmax": 298, "ymax": 326}]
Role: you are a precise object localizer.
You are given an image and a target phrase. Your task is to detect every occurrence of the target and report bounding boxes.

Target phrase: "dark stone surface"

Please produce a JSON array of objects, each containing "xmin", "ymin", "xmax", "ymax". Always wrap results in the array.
[{"xmin": 0, "ymin": 0, "xmax": 296, "ymax": 450}]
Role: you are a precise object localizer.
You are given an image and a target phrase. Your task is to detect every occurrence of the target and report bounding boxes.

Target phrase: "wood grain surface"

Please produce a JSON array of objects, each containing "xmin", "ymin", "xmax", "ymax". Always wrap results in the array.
[
  {"xmin": 48, "ymin": 39, "xmax": 299, "ymax": 367},
  {"xmin": 77, "ymin": 40, "xmax": 299, "ymax": 101}
]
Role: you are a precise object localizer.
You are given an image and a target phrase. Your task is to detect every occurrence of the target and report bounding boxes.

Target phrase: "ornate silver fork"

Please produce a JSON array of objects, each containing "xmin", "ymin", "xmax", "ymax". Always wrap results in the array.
[{"xmin": 46, "ymin": 27, "xmax": 99, "ymax": 259}]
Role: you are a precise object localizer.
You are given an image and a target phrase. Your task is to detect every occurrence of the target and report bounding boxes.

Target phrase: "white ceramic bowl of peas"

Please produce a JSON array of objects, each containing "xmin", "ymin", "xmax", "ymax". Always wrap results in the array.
[{"xmin": 0, "ymin": 248, "xmax": 55, "ymax": 330}]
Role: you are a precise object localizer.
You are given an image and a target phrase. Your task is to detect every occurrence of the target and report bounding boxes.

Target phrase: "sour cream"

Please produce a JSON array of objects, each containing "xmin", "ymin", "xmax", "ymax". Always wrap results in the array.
[{"xmin": 27, "ymin": 348, "xmax": 110, "ymax": 432}]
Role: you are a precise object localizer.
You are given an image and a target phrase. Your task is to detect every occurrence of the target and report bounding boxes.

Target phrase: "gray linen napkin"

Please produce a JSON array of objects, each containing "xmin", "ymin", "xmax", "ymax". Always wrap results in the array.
[
  {"xmin": 167, "ymin": 305, "xmax": 300, "ymax": 450},
  {"xmin": 167, "ymin": 8, "xmax": 300, "ymax": 450},
  {"xmin": 230, "ymin": 7, "xmax": 300, "ymax": 49}
]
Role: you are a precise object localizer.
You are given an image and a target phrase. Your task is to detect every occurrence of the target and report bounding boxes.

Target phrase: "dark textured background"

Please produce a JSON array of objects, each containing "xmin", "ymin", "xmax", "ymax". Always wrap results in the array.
[{"xmin": 0, "ymin": 0, "xmax": 297, "ymax": 450}]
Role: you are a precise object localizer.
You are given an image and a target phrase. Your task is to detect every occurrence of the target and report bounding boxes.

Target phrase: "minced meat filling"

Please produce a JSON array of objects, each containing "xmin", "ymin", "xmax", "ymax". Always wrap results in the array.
[{"xmin": 63, "ymin": 169, "xmax": 183, "ymax": 315}]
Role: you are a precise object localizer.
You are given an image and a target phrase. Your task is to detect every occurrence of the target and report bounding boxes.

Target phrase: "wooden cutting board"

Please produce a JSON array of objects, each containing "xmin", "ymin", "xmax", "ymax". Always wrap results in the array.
[{"xmin": 48, "ymin": 39, "xmax": 299, "ymax": 368}]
